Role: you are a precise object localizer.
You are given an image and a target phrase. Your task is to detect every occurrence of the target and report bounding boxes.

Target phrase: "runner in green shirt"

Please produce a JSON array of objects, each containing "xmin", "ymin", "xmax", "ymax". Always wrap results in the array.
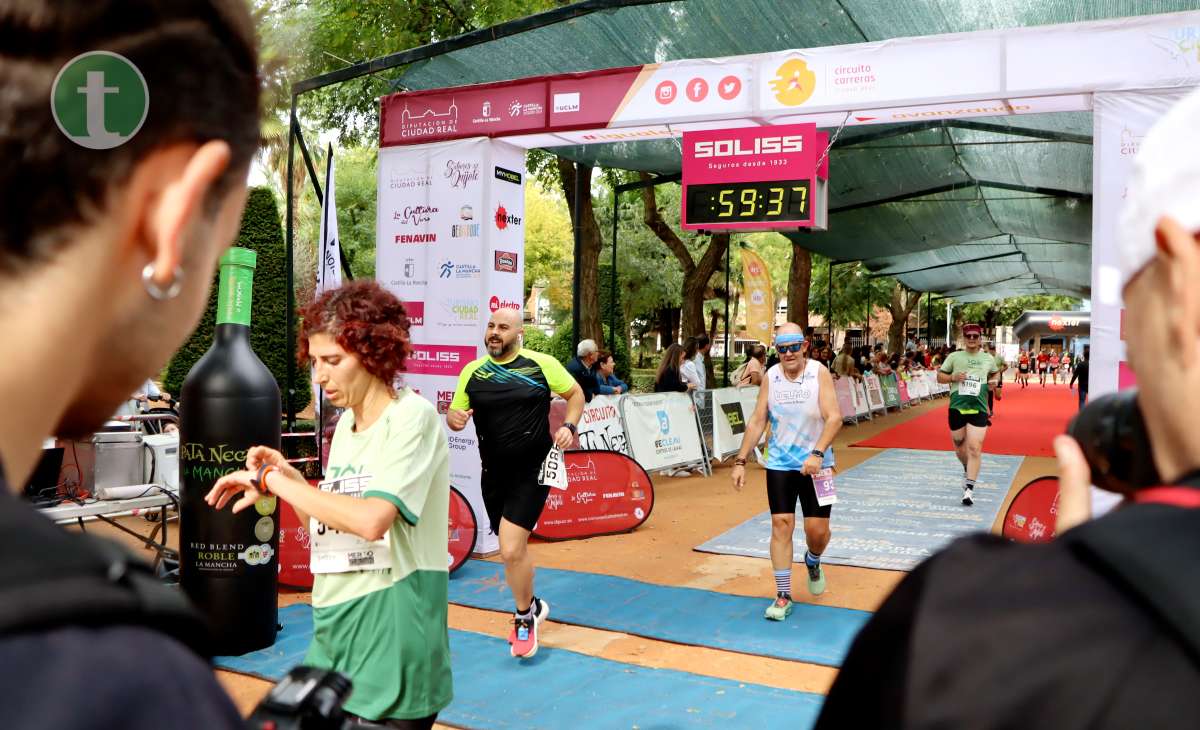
[
  {"xmin": 937, "ymin": 324, "xmax": 1000, "ymax": 507},
  {"xmin": 206, "ymin": 282, "xmax": 451, "ymax": 728}
]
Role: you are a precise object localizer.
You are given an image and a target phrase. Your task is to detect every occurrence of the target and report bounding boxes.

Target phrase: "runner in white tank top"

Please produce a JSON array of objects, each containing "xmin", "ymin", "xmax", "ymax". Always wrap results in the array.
[{"xmin": 730, "ymin": 324, "xmax": 843, "ymax": 621}]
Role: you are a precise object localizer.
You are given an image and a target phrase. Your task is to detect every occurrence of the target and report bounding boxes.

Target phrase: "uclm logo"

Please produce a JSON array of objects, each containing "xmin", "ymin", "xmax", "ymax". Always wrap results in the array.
[
  {"xmin": 693, "ymin": 135, "xmax": 804, "ymax": 158},
  {"xmin": 405, "ymin": 302, "xmax": 425, "ymax": 327},
  {"xmin": 489, "ymin": 296, "xmax": 521, "ymax": 313}
]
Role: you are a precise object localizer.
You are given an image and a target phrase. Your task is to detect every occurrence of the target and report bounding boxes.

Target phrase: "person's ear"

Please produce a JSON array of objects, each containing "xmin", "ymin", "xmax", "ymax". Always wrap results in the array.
[
  {"xmin": 1155, "ymin": 216, "xmax": 1200, "ymax": 359},
  {"xmin": 127, "ymin": 141, "xmax": 234, "ymax": 290}
]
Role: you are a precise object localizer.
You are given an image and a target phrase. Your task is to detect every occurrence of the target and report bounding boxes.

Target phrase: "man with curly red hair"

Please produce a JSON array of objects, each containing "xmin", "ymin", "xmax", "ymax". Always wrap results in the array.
[
  {"xmin": 448, "ymin": 307, "xmax": 584, "ymax": 659},
  {"xmin": 208, "ymin": 280, "xmax": 452, "ymax": 728}
]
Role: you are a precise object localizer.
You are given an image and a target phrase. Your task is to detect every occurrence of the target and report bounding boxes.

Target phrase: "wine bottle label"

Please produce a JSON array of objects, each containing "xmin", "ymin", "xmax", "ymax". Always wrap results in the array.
[{"xmin": 216, "ymin": 259, "xmax": 255, "ymax": 326}]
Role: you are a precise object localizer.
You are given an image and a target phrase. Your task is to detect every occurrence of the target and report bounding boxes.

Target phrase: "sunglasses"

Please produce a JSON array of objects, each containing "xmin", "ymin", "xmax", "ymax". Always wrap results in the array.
[
  {"xmin": 964, "ymin": 333, "xmax": 981, "ymax": 339},
  {"xmin": 777, "ymin": 343, "xmax": 804, "ymax": 354}
]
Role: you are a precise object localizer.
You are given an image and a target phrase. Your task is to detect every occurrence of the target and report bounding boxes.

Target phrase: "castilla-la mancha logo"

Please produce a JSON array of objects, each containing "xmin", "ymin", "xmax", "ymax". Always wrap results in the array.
[{"xmin": 51, "ymin": 51, "xmax": 149, "ymax": 149}]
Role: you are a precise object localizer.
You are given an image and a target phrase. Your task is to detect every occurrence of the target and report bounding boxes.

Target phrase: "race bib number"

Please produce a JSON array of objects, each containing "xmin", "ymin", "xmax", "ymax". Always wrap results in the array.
[
  {"xmin": 539, "ymin": 447, "xmax": 568, "ymax": 491},
  {"xmin": 309, "ymin": 474, "xmax": 393, "ymax": 574},
  {"xmin": 959, "ymin": 376, "xmax": 982, "ymax": 397},
  {"xmin": 813, "ymin": 467, "xmax": 837, "ymax": 506}
]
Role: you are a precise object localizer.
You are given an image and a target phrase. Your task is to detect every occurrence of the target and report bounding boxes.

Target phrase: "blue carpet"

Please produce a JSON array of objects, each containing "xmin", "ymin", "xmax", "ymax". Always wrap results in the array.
[
  {"xmin": 449, "ymin": 560, "xmax": 869, "ymax": 667},
  {"xmin": 217, "ymin": 604, "xmax": 825, "ymax": 729},
  {"xmin": 696, "ymin": 448, "xmax": 1024, "ymax": 571}
]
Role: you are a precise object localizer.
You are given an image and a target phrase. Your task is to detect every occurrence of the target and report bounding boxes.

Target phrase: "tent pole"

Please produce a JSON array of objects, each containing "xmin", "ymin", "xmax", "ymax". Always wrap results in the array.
[
  {"xmin": 866, "ymin": 285, "xmax": 870, "ymax": 349},
  {"xmin": 572, "ymin": 164, "xmax": 582, "ymax": 348},
  {"xmin": 610, "ymin": 182, "xmax": 618, "ymax": 354},
  {"xmin": 724, "ymin": 242, "xmax": 730, "ymax": 386},
  {"xmin": 827, "ymin": 260, "xmax": 833, "ymax": 346},
  {"xmin": 284, "ymin": 95, "xmax": 297, "ymax": 432},
  {"xmin": 946, "ymin": 300, "xmax": 951, "ymax": 345}
]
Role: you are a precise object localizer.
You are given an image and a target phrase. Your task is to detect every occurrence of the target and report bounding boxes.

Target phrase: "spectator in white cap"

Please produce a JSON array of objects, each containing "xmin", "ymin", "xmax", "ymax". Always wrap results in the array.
[{"xmin": 816, "ymin": 88, "xmax": 1200, "ymax": 729}]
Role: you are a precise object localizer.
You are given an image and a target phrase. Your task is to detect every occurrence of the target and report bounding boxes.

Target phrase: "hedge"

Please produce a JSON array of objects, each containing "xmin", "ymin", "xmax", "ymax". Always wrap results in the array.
[{"xmin": 163, "ymin": 187, "xmax": 310, "ymax": 412}]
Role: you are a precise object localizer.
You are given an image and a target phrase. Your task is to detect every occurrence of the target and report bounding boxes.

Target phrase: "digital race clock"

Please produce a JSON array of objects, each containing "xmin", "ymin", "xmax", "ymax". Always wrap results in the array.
[
  {"xmin": 681, "ymin": 123, "xmax": 827, "ymax": 231},
  {"xmin": 684, "ymin": 180, "xmax": 811, "ymax": 225}
]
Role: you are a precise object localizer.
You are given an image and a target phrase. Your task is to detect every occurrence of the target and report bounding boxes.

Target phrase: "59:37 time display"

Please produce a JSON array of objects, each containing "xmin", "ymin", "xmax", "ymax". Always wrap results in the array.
[{"xmin": 685, "ymin": 179, "xmax": 812, "ymax": 225}]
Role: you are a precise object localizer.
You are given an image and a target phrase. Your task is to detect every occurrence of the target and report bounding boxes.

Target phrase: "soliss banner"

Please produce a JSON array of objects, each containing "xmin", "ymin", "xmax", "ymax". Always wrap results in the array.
[
  {"xmin": 619, "ymin": 392, "xmax": 707, "ymax": 472},
  {"xmin": 532, "ymin": 450, "xmax": 655, "ymax": 541}
]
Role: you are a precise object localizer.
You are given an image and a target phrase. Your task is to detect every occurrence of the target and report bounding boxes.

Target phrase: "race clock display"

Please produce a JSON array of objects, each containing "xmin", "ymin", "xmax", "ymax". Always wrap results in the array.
[{"xmin": 684, "ymin": 180, "xmax": 811, "ymax": 225}]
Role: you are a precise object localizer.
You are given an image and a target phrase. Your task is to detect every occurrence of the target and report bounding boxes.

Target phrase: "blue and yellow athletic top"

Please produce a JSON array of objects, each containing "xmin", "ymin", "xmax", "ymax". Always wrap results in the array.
[{"xmin": 450, "ymin": 348, "xmax": 575, "ymax": 465}]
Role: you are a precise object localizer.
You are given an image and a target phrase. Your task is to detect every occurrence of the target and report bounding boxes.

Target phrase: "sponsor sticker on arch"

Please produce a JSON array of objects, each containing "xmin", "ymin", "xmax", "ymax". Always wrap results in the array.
[{"xmin": 681, "ymin": 123, "xmax": 818, "ymax": 230}]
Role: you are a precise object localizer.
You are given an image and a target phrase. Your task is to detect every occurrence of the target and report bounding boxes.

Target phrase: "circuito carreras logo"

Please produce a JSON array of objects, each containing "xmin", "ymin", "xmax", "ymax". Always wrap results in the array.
[{"xmin": 771, "ymin": 57, "xmax": 817, "ymax": 107}]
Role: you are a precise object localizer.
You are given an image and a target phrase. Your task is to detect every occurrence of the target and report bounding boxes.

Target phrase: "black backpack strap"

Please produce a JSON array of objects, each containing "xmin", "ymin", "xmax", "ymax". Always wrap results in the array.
[
  {"xmin": 1063, "ymin": 503, "xmax": 1200, "ymax": 665},
  {"xmin": 0, "ymin": 494, "xmax": 212, "ymax": 658}
]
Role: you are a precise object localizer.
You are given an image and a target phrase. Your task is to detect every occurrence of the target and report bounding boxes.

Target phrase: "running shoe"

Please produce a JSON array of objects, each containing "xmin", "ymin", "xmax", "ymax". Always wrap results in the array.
[
  {"xmin": 962, "ymin": 486, "xmax": 975, "ymax": 506},
  {"xmin": 510, "ymin": 616, "xmax": 538, "ymax": 658},
  {"xmin": 764, "ymin": 594, "xmax": 794, "ymax": 621},
  {"xmin": 806, "ymin": 562, "xmax": 826, "ymax": 596}
]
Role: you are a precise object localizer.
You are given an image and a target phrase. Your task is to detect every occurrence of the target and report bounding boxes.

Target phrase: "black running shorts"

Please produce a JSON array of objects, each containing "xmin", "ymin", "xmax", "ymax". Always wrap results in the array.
[
  {"xmin": 766, "ymin": 468, "xmax": 832, "ymax": 519},
  {"xmin": 480, "ymin": 453, "xmax": 550, "ymax": 534},
  {"xmin": 948, "ymin": 408, "xmax": 990, "ymax": 430}
]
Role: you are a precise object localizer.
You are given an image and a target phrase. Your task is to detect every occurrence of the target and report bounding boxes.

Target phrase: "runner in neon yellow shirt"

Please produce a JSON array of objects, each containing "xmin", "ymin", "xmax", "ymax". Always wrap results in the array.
[{"xmin": 937, "ymin": 324, "xmax": 999, "ymax": 506}]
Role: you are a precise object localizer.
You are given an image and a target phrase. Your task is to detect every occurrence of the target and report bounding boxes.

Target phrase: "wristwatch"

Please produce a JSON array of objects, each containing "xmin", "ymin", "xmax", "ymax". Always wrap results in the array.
[
  {"xmin": 251, "ymin": 463, "xmax": 278, "ymax": 494},
  {"xmin": 810, "ymin": 449, "xmax": 825, "ymax": 458},
  {"xmin": 563, "ymin": 422, "xmax": 578, "ymax": 434}
]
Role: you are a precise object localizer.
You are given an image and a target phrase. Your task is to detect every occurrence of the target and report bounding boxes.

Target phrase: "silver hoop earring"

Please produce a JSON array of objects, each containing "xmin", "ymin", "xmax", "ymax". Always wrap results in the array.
[{"xmin": 142, "ymin": 263, "xmax": 184, "ymax": 301}]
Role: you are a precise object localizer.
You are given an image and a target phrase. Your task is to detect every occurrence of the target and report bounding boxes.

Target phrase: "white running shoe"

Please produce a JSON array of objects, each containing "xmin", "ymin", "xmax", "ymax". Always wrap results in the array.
[{"xmin": 962, "ymin": 486, "xmax": 974, "ymax": 506}]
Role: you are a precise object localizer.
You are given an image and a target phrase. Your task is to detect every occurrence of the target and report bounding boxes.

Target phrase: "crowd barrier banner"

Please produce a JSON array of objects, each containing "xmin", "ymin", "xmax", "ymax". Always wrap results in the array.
[
  {"xmin": 532, "ymin": 451, "xmax": 655, "ymax": 540},
  {"xmin": 854, "ymin": 380, "xmax": 871, "ymax": 419},
  {"xmin": 833, "ymin": 377, "xmax": 857, "ymax": 421},
  {"xmin": 863, "ymin": 373, "xmax": 887, "ymax": 414},
  {"xmin": 879, "ymin": 373, "xmax": 901, "ymax": 410},
  {"xmin": 620, "ymin": 392, "xmax": 707, "ymax": 472},
  {"xmin": 710, "ymin": 386, "xmax": 762, "ymax": 459},
  {"xmin": 896, "ymin": 375, "xmax": 911, "ymax": 404},
  {"xmin": 576, "ymin": 394, "xmax": 630, "ymax": 455}
]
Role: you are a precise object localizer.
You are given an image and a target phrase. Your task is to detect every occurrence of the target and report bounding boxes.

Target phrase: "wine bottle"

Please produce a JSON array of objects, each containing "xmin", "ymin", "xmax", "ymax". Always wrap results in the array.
[{"xmin": 179, "ymin": 247, "xmax": 282, "ymax": 655}]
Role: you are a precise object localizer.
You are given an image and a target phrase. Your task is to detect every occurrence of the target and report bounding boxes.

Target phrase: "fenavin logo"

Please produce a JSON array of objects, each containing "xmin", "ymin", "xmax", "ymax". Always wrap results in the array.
[{"xmin": 51, "ymin": 51, "xmax": 149, "ymax": 149}]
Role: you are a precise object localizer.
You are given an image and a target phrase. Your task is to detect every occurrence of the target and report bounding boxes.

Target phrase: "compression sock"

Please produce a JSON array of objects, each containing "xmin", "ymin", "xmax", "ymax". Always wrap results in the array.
[
  {"xmin": 774, "ymin": 570, "xmax": 791, "ymax": 596},
  {"xmin": 804, "ymin": 550, "xmax": 822, "ymax": 568},
  {"xmin": 964, "ymin": 478, "xmax": 976, "ymax": 491}
]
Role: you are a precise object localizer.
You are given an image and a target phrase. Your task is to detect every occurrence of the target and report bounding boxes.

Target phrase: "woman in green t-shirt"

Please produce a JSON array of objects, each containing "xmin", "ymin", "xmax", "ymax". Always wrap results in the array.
[{"xmin": 206, "ymin": 281, "xmax": 452, "ymax": 729}]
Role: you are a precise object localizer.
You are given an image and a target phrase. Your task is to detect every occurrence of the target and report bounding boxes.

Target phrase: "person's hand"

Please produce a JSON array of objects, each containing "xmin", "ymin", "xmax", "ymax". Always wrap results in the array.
[
  {"xmin": 247, "ymin": 446, "xmax": 303, "ymax": 484},
  {"xmin": 554, "ymin": 426, "xmax": 574, "ymax": 450},
  {"xmin": 686, "ymin": 383, "xmax": 697, "ymax": 390},
  {"xmin": 954, "ymin": 372, "xmax": 967, "ymax": 382},
  {"xmin": 1054, "ymin": 434, "xmax": 1092, "ymax": 533},
  {"xmin": 731, "ymin": 464, "xmax": 745, "ymax": 491},
  {"xmin": 206, "ymin": 469, "xmax": 266, "ymax": 514},
  {"xmin": 614, "ymin": 386, "xmax": 623, "ymax": 394},
  {"xmin": 447, "ymin": 408, "xmax": 473, "ymax": 430},
  {"xmin": 801, "ymin": 453, "xmax": 822, "ymax": 476}
]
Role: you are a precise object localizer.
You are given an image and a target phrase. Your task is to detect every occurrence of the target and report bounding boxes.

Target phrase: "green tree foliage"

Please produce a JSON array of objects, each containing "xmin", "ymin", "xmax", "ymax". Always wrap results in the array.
[
  {"xmin": 958, "ymin": 295, "xmax": 1081, "ymax": 331},
  {"xmin": 163, "ymin": 187, "xmax": 310, "ymax": 412},
  {"xmin": 524, "ymin": 183, "xmax": 573, "ymax": 313}
]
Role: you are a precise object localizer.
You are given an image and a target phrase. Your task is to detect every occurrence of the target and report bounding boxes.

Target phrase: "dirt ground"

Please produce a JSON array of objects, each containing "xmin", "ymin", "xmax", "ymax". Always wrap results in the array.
[{"xmin": 73, "ymin": 394, "xmax": 1053, "ymax": 723}]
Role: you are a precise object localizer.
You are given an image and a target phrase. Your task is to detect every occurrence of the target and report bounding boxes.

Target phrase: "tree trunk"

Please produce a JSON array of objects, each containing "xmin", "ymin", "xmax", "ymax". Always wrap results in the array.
[
  {"xmin": 788, "ymin": 242, "xmax": 811, "ymax": 331},
  {"xmin": 557, "ymin": 158, "xmax": 604, "ymax": 348},
  {"xmin": 657, "ymin": 307, "xmax": 674, "ymax": 350},
  {"xmin": 886, "ymin": 284, "xmax": 922, "ymax": 354},
  {"xmin": 640, "ymin": 174, "xmax": 730, "ymax": 350}
]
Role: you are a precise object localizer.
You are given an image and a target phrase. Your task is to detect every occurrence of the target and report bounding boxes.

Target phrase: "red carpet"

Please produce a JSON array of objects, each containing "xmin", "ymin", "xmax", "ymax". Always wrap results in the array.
[{"xmin": 852, "ymin": 383, "xmax": 1078, "ymax": 457}]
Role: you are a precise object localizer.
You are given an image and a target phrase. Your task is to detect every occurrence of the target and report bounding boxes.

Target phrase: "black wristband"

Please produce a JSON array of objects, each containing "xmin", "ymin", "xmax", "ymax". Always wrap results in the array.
[
  {"xmin": 810, "ymin": 449, "xmax": 825, "ymax": 458},
  {"xmin": 563, "ymin": 422, "xmax": 577, "ymax": 434}
]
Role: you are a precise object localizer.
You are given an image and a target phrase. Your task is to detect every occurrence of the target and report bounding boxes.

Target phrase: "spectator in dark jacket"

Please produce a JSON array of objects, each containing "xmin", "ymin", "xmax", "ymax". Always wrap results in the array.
[
  {"xmin": 565, "ymin": 338, "xmax": 601, "ymax": 402},
  {"xmin": 654, "ymin": 344, "xmax": 693, "ymax": 393},
  {"xmin": 1069, "ymin": 346, "xmax": 1089, "ymax": 411}
]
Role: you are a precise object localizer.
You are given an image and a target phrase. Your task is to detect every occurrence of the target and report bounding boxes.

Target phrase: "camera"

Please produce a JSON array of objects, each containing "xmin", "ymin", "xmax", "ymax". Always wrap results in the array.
[
  {"xmin": 1067, "ymin": 388, "xmax": 1160, "ymax": 495},
  {"xmin": 247, "ymin": 666, "xmax": 385, "ymax": 730}
]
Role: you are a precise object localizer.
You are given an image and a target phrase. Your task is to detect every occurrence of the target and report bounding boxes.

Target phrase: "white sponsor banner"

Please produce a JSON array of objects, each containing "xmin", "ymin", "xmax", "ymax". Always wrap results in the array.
[
  {"xmin": 863, "ymin": 373, "xmax": 887, "ymax": 413},
  {"xmin": 576, "ymin": 394, "xmax": 630, "ymax": 455},
  {"xmin": 711, "ymin": 386, "xmax": 759, "ymax": 459},
  {"xmin": 1009, "ymin": 14, "xmax": 1200, "ymax": 97},
  {"xmin": 620, "ymin": 392, "xmax": 706, "ymax": 472},
  {"xmin": 853, "ymin": 380, "xmax": 871, "ymax": 419},
  {"xmin": 1091, "ymin": 89, "xmax": 1191, "ymax": 397},
  {"xmin": 613, "ymin": 58, "xmax": 756, "ymax": 125},
  {"xmin": 377, "ymin": 137, "xmax": 527, "ymax": 555}
]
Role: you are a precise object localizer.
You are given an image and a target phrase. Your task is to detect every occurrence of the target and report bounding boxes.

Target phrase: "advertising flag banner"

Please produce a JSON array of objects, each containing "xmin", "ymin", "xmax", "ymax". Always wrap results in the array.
[{"xmin": 741, "ymin": 249, "xmax": 775, "ymax": 345}]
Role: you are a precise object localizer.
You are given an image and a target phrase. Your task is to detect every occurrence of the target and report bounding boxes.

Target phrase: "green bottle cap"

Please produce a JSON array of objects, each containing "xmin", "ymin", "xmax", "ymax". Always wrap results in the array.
[
  {"xmin": 217, "ymin": 247, "xmax": 255, "ymax": 326},
  {"xmin": 220, "ymin": 247, "xmax": 257, "ymax": 269}
]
